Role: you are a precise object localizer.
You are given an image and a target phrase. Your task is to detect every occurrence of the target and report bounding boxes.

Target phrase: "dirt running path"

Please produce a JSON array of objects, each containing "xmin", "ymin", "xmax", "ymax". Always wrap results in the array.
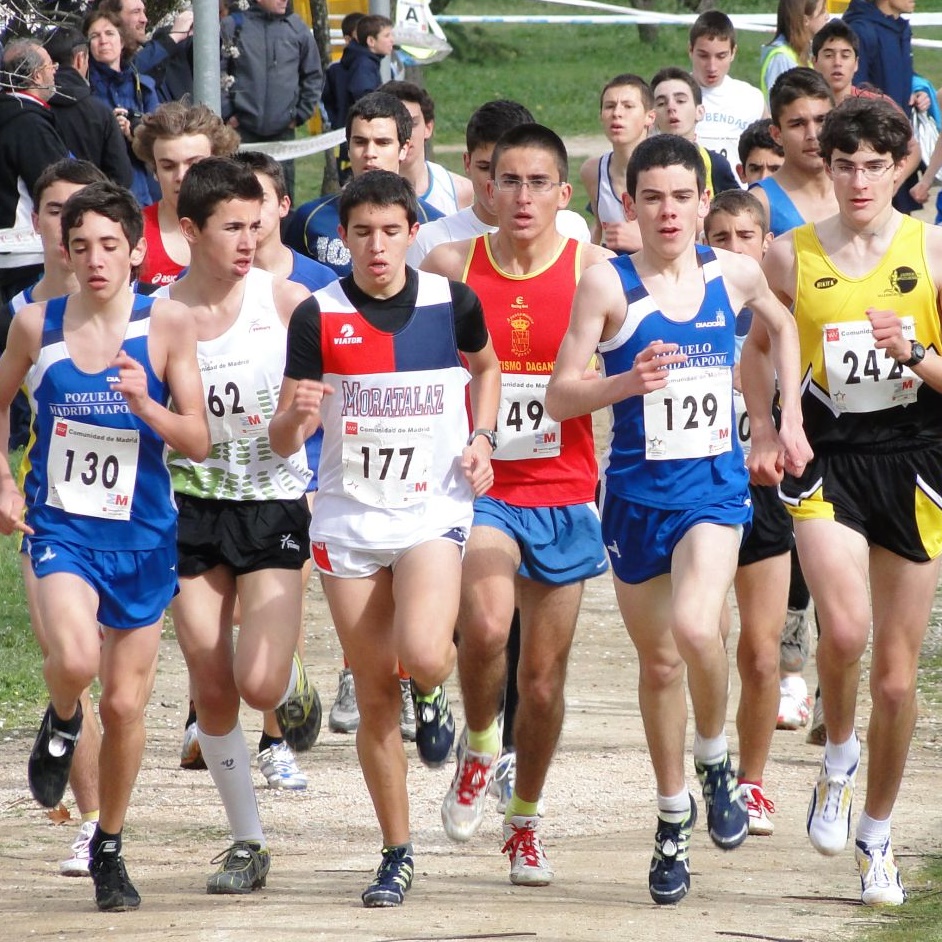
[{"xmin": 2, "ymin": 566, "xmax": 942, "ymax": 941}]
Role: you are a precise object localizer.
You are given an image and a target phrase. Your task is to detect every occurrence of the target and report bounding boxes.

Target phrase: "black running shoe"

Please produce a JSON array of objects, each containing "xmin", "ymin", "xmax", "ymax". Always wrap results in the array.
[
  {"xmin": 28, "ymin": 702, "xmax": 82, "ymax": 808},
  {"xmin": 696, "ymin": 753, "xmax": 748, "ymax": 850},
  {"xmin": 276, "ymin": 654, "xmax": 322, "ymax": 752},
  {"xmin": 206, "ymin": 841, "xmax": 271, "ymax": 894},
  {"xmin": 91, "ymin": 851, "xmax": 141, "ymax": 912},
  {"xmin": 411, "ymin": 681, "xmax": 455, "ymax": 769},
  {"xmin": 649, "ymin": 794, "xmax": 697, "ymax": 905},
  {"xmin": 362, "ymin": 844, "xmax": 414, "ymax": 907}
]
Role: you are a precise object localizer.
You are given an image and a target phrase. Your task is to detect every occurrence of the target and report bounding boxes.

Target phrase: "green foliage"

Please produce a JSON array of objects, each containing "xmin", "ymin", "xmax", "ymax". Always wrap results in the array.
[
  {"xmin": 857, "ymin": 856, "xmax": 942, "ymax": 941},
  {"xmin": 421, "ymin": 0, "xmax": 942, "ymax": 145},
  {"xmin": 0, "ymin": 450, "xmax": 43, "ymax": 732}
]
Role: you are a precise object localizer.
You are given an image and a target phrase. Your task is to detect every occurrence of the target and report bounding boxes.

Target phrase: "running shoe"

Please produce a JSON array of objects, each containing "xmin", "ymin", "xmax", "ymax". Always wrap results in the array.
[
  {"xmin": 695, "ymin": 754, "xmax": 748, "ymax": 850},
  {"xmin": 441, "ymin": 731, "xmax": 499, "ymax": 842},
  {"xmin": 276, "ymin": 654, "xmax": 322, "ymax": 752},
  {"xmin": 856, "ymin": 838, "xmax": 906, "ymax": 906},
  {"xmin": 362, "ymin": 844, "xmax": 414, "ymax": 907},
  {"xmin": 502, "ymin": 815, "xmax": 554, "ymax": 886},
  {"xmin": 257, "ymin": 741, "xmax": 307, "ymax": 790},
  {"xmin": 806, "ymin": 691, "xmax": 827, "ymax": 746},
  {"xmin": 60, "ymin": 819, "xmax": 96, "ymax": 876},
  {"xmin": 491, "ymin": 750, "xmax": 516, "ymax": 814},
  {"xmin": 807, "ymin": 757, "xmax": 856, "ymax": 856},
  {"xmin": 328, "ymin": 668, "xmax": 360, "ymax": 734},
  {"xmin": 780, "ymin": 607, "xmax": 810, "ymax": 673},
  {"xmin": 180, "ymin": 720, "xmax": 206, "ymax": 770},
  {"xmin": 649, "ymin": 794, "xmax": 697, "ymax": 905},
  {"xmin": 412, "ymin": 681, "xmax": 455, "ymax": 768},
  {"xmin": 206, "ymin": 841, "xmax": 270, "ymax": 894},
  {"xmin": 741, "ymin": 782, "xmax": 775, "ymax": 836},
  {"xmin": 777, "ymin": 682, "xmax": 811, "ymax": 731},
  {"xmin": 399, "ymin": 677, "xmax": 417, "ymax": 742},
  {"xmin": 90, "ymin": 849, "xmax": 141, "ymax": 912},
  {"xmin": 28, "ymin": 702, "xmax": 82, "ymax": 809}
]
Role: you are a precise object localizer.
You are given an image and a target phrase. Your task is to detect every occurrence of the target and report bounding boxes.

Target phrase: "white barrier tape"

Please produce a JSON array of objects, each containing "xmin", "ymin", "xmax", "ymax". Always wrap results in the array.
[
  {"xmin": 502, "ymin": 0, "xmax": 942, "ymax": 25},
  {"xmin": 238, "ymin": 128, "xmax": 346, "ymax": 162},
  {"xmin": 437, "ymin": 10, "xmax": 942, "ymax": 29}
]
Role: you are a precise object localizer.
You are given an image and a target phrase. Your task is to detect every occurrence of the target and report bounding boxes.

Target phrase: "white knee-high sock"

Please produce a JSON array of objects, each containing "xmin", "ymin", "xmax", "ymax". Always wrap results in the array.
[{"xmin": 198, "ymin": 723, "xmax": 265, "ymax": 846}]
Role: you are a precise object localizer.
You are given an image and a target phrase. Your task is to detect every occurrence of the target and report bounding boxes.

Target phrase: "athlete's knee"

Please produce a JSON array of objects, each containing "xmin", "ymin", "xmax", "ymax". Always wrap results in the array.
[
  {"xmin": 404, "ymin": 641, "xmax": 456, "ymax": 691},
  {"xmin": 870, "ymin": 665, "xmax": 918, "ymax": 716},
  {"xmin": 45, "ymin": 646, "xmax": 97, "ymax": 695},
  {"xmin": 736, "ymin": 633, "xmax": 780, "ymax": 682},
  {"xmin": 638, "ymin": 652, "xmax": 684, "ymax": 691},
  {"xmin": 517, "ymin": 664, "xmax": 566, "ymax": 716},
  {"xmin": 97, "ymin": 682, "xmax": 148, "ymax": 731},
  {"xmin": 456, "ymin": 610, "xmax": 510, "ymax": 661}
]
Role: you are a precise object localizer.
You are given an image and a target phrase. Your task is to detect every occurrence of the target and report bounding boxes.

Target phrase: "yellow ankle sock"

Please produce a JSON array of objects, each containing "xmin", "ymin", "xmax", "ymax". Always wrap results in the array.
[
  {"xmin": 467, "ymin": 720, "xmax": 501, "ymax": 756},
  {"xmin": 505, "ymin": 792, "xmax": 540, "ymax": 821}
]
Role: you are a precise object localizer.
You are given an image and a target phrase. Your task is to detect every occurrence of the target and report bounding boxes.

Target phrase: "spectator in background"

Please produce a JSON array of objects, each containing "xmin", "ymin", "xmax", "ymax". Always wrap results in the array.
[
  {"xmin": 842, "ymin": 0, "xmax": 916, "ymax": 112},
  {"xmin": 322, "ymin": 14, "xmax": 394, "ymax": 184},
  {"xmin": 843, "ymin": 0, "xmax": 928, "ymax": 213},
  {"xmin": 97, "ymin": 0, "xmax": 195, "ymax": 102},
  {"xmin": 45, "ymin": 27, "xmax": 133, "ymax": 190},
  {"xmin": 83, "ymin": 7, "xmax": 160, "ymax": 207},
  {"xmin": 759, "ymin": 0, "xmax": 830, "ymax": 103},
  {"xmin": 220, "ymin": 0, "xmax": 323, "ymax": 202},
  {"xmin": 0, "ymin": 39, "xmax": 70, "ymax": 302}
]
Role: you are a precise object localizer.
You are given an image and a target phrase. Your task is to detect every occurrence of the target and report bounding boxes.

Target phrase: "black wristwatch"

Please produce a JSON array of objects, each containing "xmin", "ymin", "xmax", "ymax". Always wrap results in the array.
[
  {"xmin": 901, "ymin": 340, "xmax": 926, "ymax": 368},
  {"xmin": 467, "ymin": 428, "xmax": 497, "ymax": 450}
]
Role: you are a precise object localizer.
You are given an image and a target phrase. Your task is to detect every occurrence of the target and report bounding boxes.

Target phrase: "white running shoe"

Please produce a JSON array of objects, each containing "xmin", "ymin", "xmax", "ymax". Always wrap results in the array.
[
  {"xmin": 257, "ymin": 741, "xmax": 308, "ymax": 790},
  {"xmin": 442, "ymin": 733, "xmax": 499, "ymax": 842},
  {"xmin": 856, "ymin": 838, "xmax": 906, "ymax": 906},
  {"xmin": 741, "ymin": 782, "xmax": 775, "ymax": 836},
  {"xmin": 502, "ymin": 815, "xmax": 554, "ymax": 886},
  {"xmin": 807, "ymin": 757, "xmax": 857, "ymax": 855},
  {"xmin": 777, "ymin": 688, "xmax": 811, "ymax": 730},
  {"xmin": 60, "ymin": 819, "xmax": 96, "ymax": 876}
]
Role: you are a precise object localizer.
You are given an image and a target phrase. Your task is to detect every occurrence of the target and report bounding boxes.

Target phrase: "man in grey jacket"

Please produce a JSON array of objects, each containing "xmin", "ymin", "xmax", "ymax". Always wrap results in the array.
[{"xmin": 221, "ymin": 0, "xmax": 323, "ymax": 201}]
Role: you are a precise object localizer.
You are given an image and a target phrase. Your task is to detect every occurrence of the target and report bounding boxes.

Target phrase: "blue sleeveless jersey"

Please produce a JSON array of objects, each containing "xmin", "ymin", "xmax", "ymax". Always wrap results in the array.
[
  {"xmin": 599, "ymin": 245, "xmax": 748, "ymax": 509},
  {"xmin": 22, "ymin": 295, "xmax": 177, "ymax": 549},
  {"xmin": 750, "ymin": 177, "xmax": 805, "ymax": 237}
]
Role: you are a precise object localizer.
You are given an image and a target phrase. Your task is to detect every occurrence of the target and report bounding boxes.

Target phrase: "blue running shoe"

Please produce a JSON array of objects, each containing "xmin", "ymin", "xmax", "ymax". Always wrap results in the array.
[
  {"xmin": 362, "ymin": 844, "xmax": 414, "ymax": 907},
  {"xmin": 649, "ymin": 794, "xmax": 697, "ymax": 904},
  {"xmin": 411, "ymin": 681, "xmax": 455, "ymax": 768},
  {"xmin": 695, "ymin": 754, "xmax": 748, "ymax": 850}
]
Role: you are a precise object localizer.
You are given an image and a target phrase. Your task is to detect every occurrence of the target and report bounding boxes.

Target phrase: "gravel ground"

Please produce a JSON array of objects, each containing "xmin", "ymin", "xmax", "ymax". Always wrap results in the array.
[{"xmin": 3, "ymin": 567, "xmax": 942, "ymax": 942}]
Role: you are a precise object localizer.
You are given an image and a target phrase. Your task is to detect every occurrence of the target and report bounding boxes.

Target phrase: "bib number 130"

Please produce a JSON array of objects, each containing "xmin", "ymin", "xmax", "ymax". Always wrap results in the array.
[{"xmin": 46, "ymin": 418, "xmax": 139, "ymax": 520}]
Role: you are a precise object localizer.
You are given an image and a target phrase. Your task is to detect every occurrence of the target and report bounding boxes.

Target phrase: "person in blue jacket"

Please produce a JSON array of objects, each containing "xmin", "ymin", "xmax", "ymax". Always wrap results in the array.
[{"xmin": 83, "ymin": 8, "xmax": 159, "ymax": 208}]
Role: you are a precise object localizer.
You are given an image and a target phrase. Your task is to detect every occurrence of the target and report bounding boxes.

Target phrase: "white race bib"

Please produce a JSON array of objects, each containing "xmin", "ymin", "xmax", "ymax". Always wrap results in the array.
[
  {"xmin": 494, "ymin": 373, "xmax": 561, "ymax": 460},
  {"xmin": 643, "ymin": 367, "xmax": 733, "ymax": 461},
  {"xmin": 823, "ymin": 319, "xmax": 921, "ymax": 413},
  {"xmin": 341, "ymin": 417, "xmax": 435, "ymax": 507},
  {"xmin": 46, "ymin": 418, "xmax": 139, "ymax": 520},
  {"xmin": 199, "ymin": 354, "xmax": 267, "ymax": 444}
]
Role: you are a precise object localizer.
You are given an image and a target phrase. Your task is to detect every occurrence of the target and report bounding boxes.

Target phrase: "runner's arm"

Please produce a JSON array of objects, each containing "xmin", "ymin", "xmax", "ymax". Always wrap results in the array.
[{"xmin": 546, "ymin": 261, "xmax": 685, "ymax": 421}]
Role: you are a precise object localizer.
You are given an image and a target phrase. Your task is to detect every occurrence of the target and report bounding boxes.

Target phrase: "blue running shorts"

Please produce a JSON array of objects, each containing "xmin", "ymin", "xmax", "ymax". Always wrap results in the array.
[{"xmin": 472, "ymin": 497, "xmax": 608, "ymax": 586}]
